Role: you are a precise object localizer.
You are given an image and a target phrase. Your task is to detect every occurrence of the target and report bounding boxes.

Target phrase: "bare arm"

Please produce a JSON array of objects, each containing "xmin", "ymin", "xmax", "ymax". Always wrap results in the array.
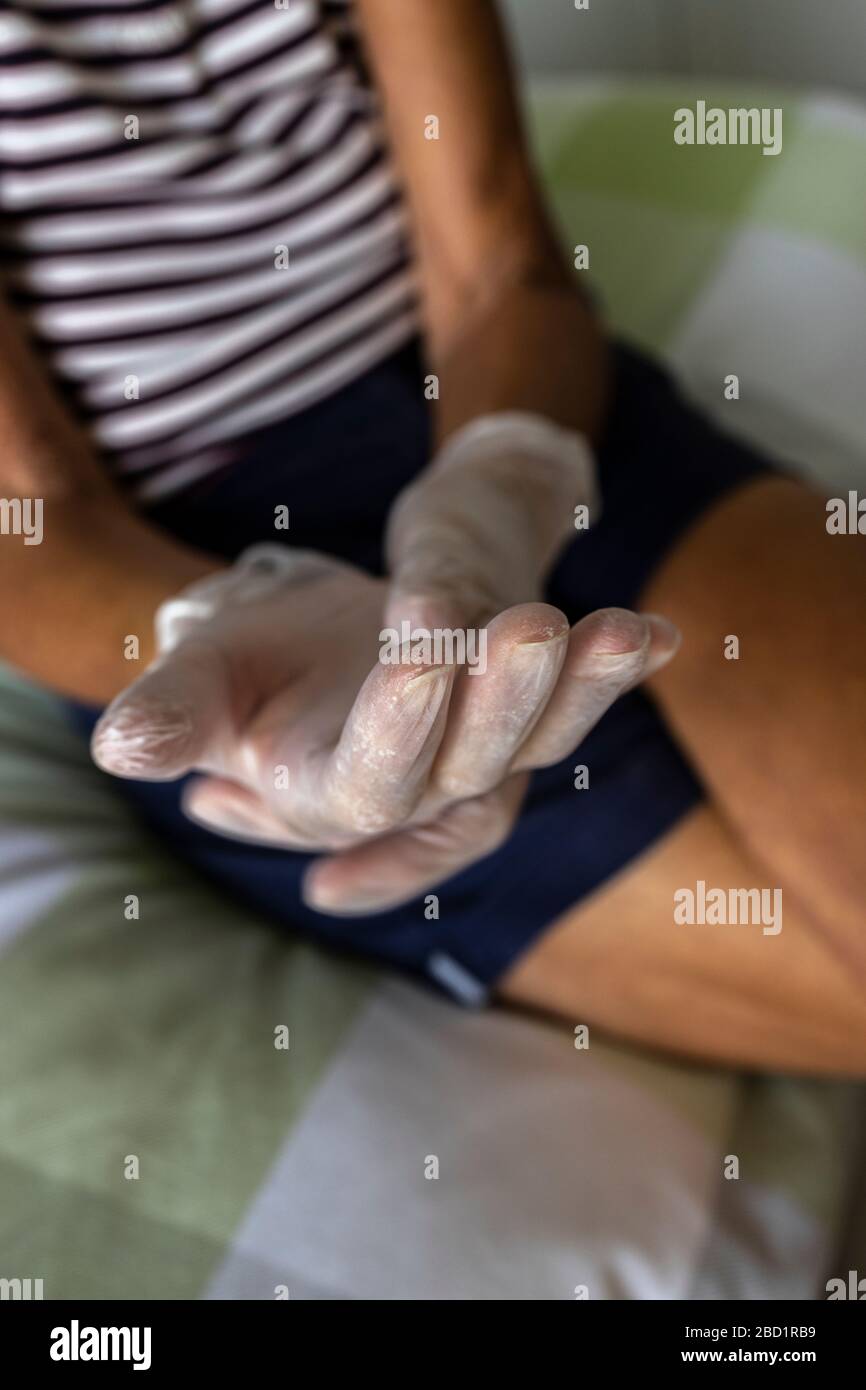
[
  {"xmin": 0, "ymin": 294, "xmax": 219, "ymax": 705},
  {"xmin": 355, "ymin": 0, "xmax": 609, "ymax": 443},
  {"xmin": 4, "ymin": 0, "xmax": 602, "ymax": 703}
]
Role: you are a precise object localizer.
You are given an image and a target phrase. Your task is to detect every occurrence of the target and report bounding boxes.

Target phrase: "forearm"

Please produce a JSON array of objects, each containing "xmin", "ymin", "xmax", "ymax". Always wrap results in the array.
[
  {"xmin": 431, "ymin": 272, "xmax": 609, "ymax": 447},
  {"xmin": 0, "ymin": 294, "xmax": 219, "ymax": 704},
  {"xmin": 356, "ymin": 0, "xmax": 609, "ymax": 444},
  {"xmin": 2, "ymin": 494, "xmax": 219, "ymax": 705}
]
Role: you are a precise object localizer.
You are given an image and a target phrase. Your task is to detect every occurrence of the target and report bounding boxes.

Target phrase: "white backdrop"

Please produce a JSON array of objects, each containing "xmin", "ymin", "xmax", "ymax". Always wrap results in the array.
[{"xmin": 500, "ymin": 0, "xmax": 866, "ymax": 95}]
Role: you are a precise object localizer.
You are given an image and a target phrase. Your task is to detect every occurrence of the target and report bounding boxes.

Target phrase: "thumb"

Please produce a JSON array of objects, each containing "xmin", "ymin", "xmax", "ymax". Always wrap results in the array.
[
  {"xmin": 382, "ymin": 590, "xmax": 471, "ymax": 646},
  {"xmin": 384, "ymin": 473, "xmax": 534, "ymax": 633},
  {"xmin": 303, "ymin": 774, "xmax": 529, "ymax": 915},
  {"xmin": 384, "ymin": 416, "xmax": 600, "ymax": 631},
  {"xmin": 91, "ymin": 641, "xmax": 230, "ymax": 781}
]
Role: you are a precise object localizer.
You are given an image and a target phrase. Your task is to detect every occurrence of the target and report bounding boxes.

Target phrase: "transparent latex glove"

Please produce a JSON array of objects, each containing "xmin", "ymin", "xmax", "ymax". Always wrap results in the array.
[
  {"xmin": 91, "ymin": 545, "xmax": 679, "ymax": 913},
  {"xmin": 383, "ymin": 412, "xmax": 602, "ymax": 635}
]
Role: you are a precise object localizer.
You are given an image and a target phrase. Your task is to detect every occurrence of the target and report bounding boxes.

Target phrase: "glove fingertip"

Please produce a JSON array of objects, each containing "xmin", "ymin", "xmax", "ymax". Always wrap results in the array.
[{"xmin": 91, "ymin": 698, "xmax": 197, "ymax": 780}]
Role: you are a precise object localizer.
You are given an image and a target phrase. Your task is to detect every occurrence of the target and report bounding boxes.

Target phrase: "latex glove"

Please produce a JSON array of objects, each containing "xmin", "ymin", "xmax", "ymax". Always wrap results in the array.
[
  {"xmin": 384, "ymin": 412, "xmax": 601, "ymax": 634},
  {"xmin": 92, "ymin": 545, "xmax": 679, "ymax": 912},
  {"xmin": 91, "ymin": 546, "xmax": 455, "ymax": 848},
  {"xmin": 303, "ymin": 603, "xmax": 679, "ymax": 915}
]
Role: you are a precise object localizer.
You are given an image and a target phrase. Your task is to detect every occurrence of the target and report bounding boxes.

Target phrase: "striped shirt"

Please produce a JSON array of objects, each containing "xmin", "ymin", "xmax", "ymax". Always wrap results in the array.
[{"xmin": 0, "ymin": 0, "xmax": 418, "ymax": 499}]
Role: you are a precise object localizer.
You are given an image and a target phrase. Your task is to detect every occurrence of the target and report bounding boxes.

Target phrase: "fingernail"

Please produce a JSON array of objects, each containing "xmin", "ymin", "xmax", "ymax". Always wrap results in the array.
[
  {"xmin": 304, "ymin": 878, "xmax": 391, "ymax": 915},
  {"xmin": 185, "ymin": 803, "xmax": 272, "ymax": 843},
  {"xmin": 643, "ymin": 613, "xmax": 682, "ymax": 649},
  {"xmin": 183, "ymin": 780, "xmax": 257, "ymax": 837},
  {"xmin": 386, "ymin": 596, "xmax": 466, "ymax": 634},
  {"xmin": 403, "ymin": 664, "xmax": 454, "ymax": 697},
  {"xmin": 186, "ymin": 803, "xmax": 253, "ymax": 836},
  {"xmin": 518, "ymin": 631, "xmax": 568, "ymax": 649}
]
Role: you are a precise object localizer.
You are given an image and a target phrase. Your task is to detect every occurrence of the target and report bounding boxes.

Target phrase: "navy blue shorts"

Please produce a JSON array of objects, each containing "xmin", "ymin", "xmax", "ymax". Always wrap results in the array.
[{"xmin": 69, "ymin": 340, "xmax": 776, "ymax": 1003}]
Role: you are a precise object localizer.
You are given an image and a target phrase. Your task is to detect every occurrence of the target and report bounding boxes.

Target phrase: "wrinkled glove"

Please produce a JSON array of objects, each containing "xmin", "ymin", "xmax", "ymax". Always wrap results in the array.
[{"xmin": 92, "ymin": 536, "xmax": 679, "ymax": 913}]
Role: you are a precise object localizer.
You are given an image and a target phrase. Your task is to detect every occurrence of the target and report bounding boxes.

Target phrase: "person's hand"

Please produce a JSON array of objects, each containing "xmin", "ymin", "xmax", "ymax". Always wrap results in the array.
[
  {"xmin": 383, "ymin": 413, "xmax": 600, "ymax": 636},
  {"xmin": 91, "ymin": 545, "xmax": 679, "ymax": 912},
  {"xmin": 92, "ymin": 547, "xmax": 430, "ymax": 849}
]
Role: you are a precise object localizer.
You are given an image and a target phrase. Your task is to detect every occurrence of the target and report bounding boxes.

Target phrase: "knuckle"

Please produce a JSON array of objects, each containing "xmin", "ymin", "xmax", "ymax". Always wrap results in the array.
[
  {"xmin": 329, "ymin": 790, "xmax": 399, "ymax": 838},
  {"xmin": 450, "ymin": 790, "xmax": 515, "ymax": 854},
  {"xmin": 435, "ymin": 765, "xmax": 488, "ymax": 802}
]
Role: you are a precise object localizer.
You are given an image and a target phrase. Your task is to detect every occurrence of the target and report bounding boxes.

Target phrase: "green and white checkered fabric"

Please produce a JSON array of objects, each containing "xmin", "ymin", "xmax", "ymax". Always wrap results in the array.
[
  {"xmin": 528, "ymin": 80, "xmax": 866, "ymax": 491},
  {"xmin": 1, "ymin": 80, "xmax": 865, "ymax": 1301}
]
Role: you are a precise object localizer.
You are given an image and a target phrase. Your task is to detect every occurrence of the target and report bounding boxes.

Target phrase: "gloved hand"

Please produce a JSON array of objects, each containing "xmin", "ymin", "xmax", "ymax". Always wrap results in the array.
[
  {"xmin": 383, "ymin": 411, "xmax": 601, "ymax": 634},
  {"xmin": 92, "ymin": 543, "xmax": 679, "ymax": 913}
]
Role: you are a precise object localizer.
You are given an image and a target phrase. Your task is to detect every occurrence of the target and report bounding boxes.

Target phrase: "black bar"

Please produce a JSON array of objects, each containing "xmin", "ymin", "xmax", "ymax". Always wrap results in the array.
[{"xmin": 2, "ymin": 1297, "xmax": 862, "ymax": 1374}]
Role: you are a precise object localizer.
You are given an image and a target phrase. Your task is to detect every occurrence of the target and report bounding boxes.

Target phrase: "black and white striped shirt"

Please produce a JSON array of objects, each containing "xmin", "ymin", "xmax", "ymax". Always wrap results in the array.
[{"xmin": 0, "ymin": 0, "xmax": 418, "ymax": 499}]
